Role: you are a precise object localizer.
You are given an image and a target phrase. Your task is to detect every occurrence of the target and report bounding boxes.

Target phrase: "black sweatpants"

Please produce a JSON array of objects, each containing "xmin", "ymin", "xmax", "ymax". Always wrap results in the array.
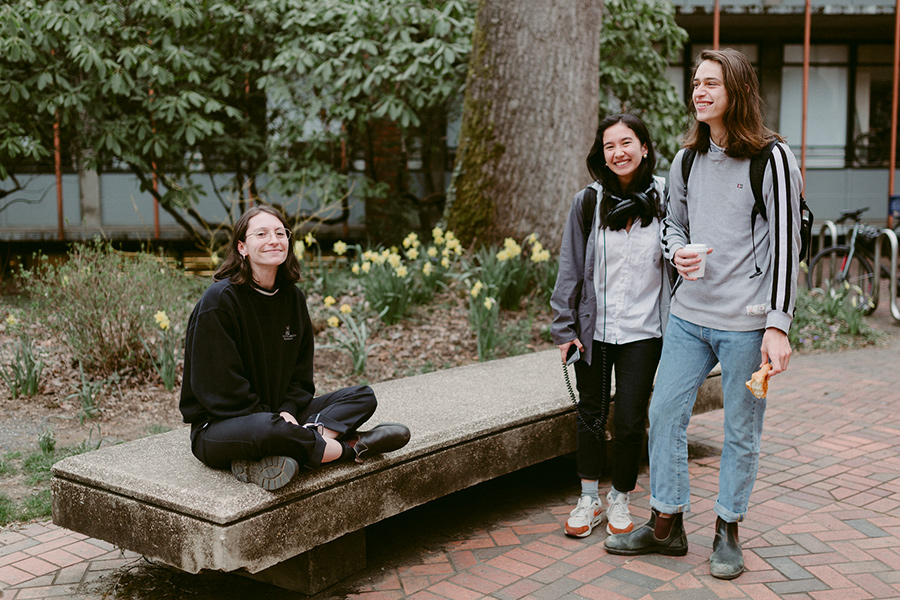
[
  {"xmin": 573, "ymin": 338, "xmax": 662, "ymax": 491},
  {"xmin": 190, "ymin": 385, "xmax": 377, "ymax": 470}
]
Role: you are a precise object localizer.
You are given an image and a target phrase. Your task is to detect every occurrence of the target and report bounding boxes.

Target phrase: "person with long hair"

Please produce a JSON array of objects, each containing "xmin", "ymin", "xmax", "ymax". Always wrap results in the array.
[
  {"xmin": 179, "ymin": 205, "xmax": 410, "ymax": 490},
  {"xmin": 604, "ymin": 49, "xmax": 802, "ymax": 580},
  {"xmin": 551, "ymin": 114, "xmax": 670, "ymax": 538}
]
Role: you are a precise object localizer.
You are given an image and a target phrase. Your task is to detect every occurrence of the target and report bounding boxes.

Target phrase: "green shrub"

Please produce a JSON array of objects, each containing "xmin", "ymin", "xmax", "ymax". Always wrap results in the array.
[
  {"xmin": 20, "ymin": 240, "xmax": 203, "ymax": 376},
  {"xmin": 790, "ymin": 284, "xmax": 883, "ymax": 352}
]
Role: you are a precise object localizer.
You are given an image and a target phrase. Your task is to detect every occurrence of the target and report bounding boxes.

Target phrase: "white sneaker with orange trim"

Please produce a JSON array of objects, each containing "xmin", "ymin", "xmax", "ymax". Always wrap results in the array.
[
  {"xmin": 606, "ymin": 489, "xmax": 634, "ymax": 534},
  {"xmin": 565, "ymin": 495, "xmax": 603, "ymax": 538}
]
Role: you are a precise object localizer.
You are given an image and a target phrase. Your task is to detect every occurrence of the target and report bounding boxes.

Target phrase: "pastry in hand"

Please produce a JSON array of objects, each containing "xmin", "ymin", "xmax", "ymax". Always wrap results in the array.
[{"xmin": 745, "ymin": 363, "xmax": 772, "ymax": 399}]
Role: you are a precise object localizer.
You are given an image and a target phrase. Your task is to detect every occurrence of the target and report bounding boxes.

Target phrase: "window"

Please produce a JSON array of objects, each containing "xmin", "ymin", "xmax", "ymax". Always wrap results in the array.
[
  {"xmin": 780, "ymin": 44, "xmax": 849, "ymax": 168},
  {"xmin": 853, "ymin": 45, "xmax": 894, "ymax": 167}
]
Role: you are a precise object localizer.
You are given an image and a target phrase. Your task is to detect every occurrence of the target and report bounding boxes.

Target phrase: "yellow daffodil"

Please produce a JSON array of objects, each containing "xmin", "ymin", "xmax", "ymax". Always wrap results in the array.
[
  {"xmin": 423, "ymin": 262, "xmax": 433, "ymax": 276},
  {"xmin": 333, "ymin": 240, "xmax": 348, "ymax": 255},
  {"xmin": 432, "ymin": 226, "xmax": 443, "ymax": 239},
  {"xmin": 403, "ymin": 232, "xmax": 420, "ymax": 249},
  {"xmin": 395, "ymin": 265, "xmax": 408, "ymax": 278},
  {"xmin": 471, "ymin": 280, "xmax": 483, "ymax": 298},
  {"xmin": 484, "ymin": 297, "xmax": 496, "ymax": 310},
  {"xmin": 361, "ymin": 261, "xmax": 372, "ymax": 273},
  {"xmin": 388, "ymin": 253, "xmax": 402, "ymax": 268},
  {"xmin": 441, "ymin": 257, "xmax": 450, "ymax": 268},
  {"xmin": 340, "ymin": 304, "xmax": 352, "ymax": 314},
  {"xmin": 324, "ymin": 296, "xmax": 336, "ymax": 307},
  {"xmin": 154, "ymin": 310, "xmax": 170, "ymax": 331},
  {"xmin": 327, "ymin": 316, "xmax": 340, "ymax": 327},
  {"xmin": 351, "ymin": 263, "xmax": 360, "ymax": 274},
  {"xmin": 406, "ymin": 248, "xmax": 419, "ymax": 260},
  {"xmin": 528, "ymin": 233, "xmax": 538, "ymax": 244},
  {"xmin": 293, "ymin": 241, "xmax": 305, "ymax": 261},
  {"xmin": 5, "ymin": 314, "xmax": 17, "ymax": 325},
  {"xmin": 427, "ymin": 246, "xmax": 438, "ymax": 258},
  {"xmin": 305, "ymin": 233, "xmax": 316, "ymax": 246}
]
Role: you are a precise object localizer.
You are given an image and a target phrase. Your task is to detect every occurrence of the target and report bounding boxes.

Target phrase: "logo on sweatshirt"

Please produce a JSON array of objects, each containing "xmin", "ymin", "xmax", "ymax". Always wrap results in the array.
[
  {"xmin": 282, "ymin": 326, "xmax": 296, "ymax": 341},
  {"xmin": 736, "ymin": 183, "xmax": 744, "ymax": 189}
]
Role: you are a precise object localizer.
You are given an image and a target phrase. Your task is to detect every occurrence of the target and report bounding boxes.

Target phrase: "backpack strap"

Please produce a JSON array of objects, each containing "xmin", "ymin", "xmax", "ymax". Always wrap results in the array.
[
  {"xmin": 581, "ymin": 186, "xmax": 597, "ymax": 249},
  {"xmin": 680, "ymin": 148, "xmax": 697, "ymax": 198},
  {"xmin": 749, "ymin": 140, "xmax": 778, "ymax": 222}
]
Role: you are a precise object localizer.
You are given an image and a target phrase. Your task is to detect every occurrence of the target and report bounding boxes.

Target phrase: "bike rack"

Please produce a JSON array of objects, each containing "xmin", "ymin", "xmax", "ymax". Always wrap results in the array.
[
  {"xmin": 872, "ymin": 228, "xmax": 900, "ymax": 323},
  {"xmin": 818, "ymin": 221, "xmax": 839, "ymax": 254}
]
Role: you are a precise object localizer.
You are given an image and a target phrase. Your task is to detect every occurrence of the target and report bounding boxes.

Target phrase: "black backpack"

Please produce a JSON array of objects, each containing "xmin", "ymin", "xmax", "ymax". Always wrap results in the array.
[{"xmin": 681, "ymin": 140, "xmax": 814, "ymax": 264}]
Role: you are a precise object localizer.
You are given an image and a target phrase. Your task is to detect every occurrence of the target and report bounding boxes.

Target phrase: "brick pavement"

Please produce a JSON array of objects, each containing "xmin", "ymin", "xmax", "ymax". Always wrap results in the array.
[{"xmin": 2, "ymin": 333, "xmax": 900, "ymax": 599}]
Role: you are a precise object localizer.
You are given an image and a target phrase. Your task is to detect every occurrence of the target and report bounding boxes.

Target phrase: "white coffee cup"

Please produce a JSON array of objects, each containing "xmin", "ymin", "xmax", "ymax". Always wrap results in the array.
[{"xmin": 684, "ymin": 243, "xmax": 708, "ymax": 278}]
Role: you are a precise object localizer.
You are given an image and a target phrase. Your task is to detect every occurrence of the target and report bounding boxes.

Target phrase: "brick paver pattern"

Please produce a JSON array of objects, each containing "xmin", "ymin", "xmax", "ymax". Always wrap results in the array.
[{"xmin": 1, "ymin": 339, "xmax": 899, "ymax": 599}]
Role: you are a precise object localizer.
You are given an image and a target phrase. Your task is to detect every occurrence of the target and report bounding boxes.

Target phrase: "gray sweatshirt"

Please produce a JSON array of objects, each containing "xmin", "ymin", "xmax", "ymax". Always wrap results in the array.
[{"xmin": 662, "ymin": 142, "xmax": 802, "ymax": 333}]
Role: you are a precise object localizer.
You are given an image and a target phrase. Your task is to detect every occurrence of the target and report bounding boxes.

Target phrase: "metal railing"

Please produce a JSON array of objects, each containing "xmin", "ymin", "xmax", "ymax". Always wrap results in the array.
[
  {"xmin": 818, "ymin": 221, "xmax": 838, "ymax": 255},
  {"xmin": 872, "ymin": 228, "xmax": 900, "ymax": 323}
]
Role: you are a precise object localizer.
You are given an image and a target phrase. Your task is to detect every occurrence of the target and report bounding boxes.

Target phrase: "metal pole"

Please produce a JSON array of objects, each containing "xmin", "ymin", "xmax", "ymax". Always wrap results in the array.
[
  {"xmin": 889, "ymin": 0, "xmax": 900, "ymax": 228},
  {"xmin": 713, "ymin": 0, "xmax": 720, "ymax": 50},
  {"xmin": 801, "ymin": 0, "xmax": 811, "ymax": 193},
  {"xmin": 54, "ymin": 111, "xmax": 64, "ymax": 241}
]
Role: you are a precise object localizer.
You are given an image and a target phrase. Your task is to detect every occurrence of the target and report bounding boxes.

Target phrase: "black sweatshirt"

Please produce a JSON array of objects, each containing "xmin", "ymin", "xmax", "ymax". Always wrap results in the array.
[{"xmin": 179, "ymin": 278, "xmax": 315, "ymax": 426}]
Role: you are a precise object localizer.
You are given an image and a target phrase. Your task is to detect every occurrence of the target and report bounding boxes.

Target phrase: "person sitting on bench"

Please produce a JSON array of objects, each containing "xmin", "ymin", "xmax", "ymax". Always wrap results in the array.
[{"xmin": 179, "ymin": 205, "xmax": 410, "ymax": 490}]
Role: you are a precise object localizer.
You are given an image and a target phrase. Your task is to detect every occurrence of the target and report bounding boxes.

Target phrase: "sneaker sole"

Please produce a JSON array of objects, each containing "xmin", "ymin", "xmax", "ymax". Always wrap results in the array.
[
  {"xmin": 565, "ymin": 514, "xmax": 604, "ymax": 538},
  {"xmin": 231, "ymin": 456, "xmax": 299, "ymax": 491}
]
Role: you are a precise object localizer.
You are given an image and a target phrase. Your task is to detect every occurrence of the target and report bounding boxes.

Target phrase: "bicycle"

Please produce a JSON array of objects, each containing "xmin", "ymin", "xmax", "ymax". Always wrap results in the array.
[{"xmin": 806, "ymin": 207, "xmax": 888, "ymax": 313}]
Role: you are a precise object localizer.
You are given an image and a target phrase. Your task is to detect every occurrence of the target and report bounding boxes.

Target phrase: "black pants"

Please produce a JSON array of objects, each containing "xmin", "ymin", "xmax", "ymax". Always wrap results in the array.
[
  {"xmin": 190, "ymin": 385, "xmax": 377, "ymax": 470},
  {"xmin": 573, "ymin": 338, "xmax": 662, "ymax": 491}
]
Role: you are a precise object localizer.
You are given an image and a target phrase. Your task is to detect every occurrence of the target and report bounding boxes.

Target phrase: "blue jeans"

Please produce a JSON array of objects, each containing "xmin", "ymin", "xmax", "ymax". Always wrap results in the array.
[{"xmin": 648, "ymin": 315, "xmax": 766, "ymax": 523}]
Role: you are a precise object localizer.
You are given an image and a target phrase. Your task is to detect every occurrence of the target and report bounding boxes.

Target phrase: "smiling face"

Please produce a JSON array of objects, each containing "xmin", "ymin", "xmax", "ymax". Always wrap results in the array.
[
  {"xmin": 602, "ymin": 121, "xmax": 648, "ymax": 188},
  {"xmin": 237, "ymin": 212, "xmax": 290, "ymax": 284},
  {"xmin": 692, "ymin": 59, "xmax": 729, "ymax": 141}
]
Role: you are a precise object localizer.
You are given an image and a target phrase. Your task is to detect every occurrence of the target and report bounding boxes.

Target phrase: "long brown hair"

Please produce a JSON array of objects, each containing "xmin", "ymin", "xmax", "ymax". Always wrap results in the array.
[
  {"xmin": 683, "ymin": 48, "xmax": 782, "ymax": 158},
  {"xmin": 214, "ymin": 205, "xmax": 302, "ymax": 287}
]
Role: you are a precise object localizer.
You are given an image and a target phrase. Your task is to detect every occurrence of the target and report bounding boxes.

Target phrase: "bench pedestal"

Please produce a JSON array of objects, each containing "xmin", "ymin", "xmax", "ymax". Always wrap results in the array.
[{"xmin": 239, "ymin": 530, "xmax": 365, "ymax": 594}]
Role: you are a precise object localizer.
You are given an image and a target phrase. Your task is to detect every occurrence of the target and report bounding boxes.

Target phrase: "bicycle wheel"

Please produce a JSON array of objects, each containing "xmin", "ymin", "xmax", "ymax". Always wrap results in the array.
[{"xmin": 807, "ymin": 245, "xmax": 876, "ymax": 313}]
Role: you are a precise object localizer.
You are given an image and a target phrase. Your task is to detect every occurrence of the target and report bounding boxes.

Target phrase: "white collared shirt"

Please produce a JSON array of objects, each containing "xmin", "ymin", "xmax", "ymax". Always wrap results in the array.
[{"xmin": 592, "ymin": 196, "xmax": 663, "ymax": 344}]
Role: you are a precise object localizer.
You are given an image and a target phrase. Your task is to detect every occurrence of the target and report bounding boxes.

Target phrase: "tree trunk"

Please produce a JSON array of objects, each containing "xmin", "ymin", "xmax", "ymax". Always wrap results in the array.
[{"xmin": 446, "ymin": 0, "xmax": 601, "ymax": 249}]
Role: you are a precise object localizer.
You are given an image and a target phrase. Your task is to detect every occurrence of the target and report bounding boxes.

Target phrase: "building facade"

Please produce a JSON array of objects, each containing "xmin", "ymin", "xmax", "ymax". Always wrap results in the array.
[{"xmin": 669, "ymin": 0, "xmax": 899, "ymax": 224}]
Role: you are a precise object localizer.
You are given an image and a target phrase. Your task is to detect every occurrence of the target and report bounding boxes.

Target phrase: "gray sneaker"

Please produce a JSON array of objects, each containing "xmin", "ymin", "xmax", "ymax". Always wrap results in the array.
[{"xmin": 231, "ymin": 455, "xmax": 299, "ymax": 491}]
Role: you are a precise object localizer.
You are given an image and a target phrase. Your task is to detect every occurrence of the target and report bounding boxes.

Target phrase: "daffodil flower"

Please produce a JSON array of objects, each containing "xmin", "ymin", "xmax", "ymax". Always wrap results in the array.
[
  {"xmin": 395, "ymin": 265, "xmax": 408, "ymax": 278},
  {"xmin": 333, "ymin": 240, "xmax": 348, "ymax": 255},
  {"xmin": 423, "ymin": 262, "xmax": 433, "ymax": 276},
  {"xmin": 484, "ymin": 297, "xmax": 495, "ymax": 310},
  {"xmin": 352, "ymin": 263, "xmax": 360, "ymax": 274},
  {"xmin": 305, "ymin": 233, "xmax": 316, "ymax": 246},
  {"xmin": 154, "ymin": 310, "xmax": 170, "ymax": 331},
  {"xmin": 327, "ymin": 316, "xmax": 340, "ymax": 327},
  {"xmin": 340, "ymin": 304, "xmax": 353, "ymax": 314},
  {"xmin": 324, "ymin": 296, "xmax": 336, "ymax": 307}
]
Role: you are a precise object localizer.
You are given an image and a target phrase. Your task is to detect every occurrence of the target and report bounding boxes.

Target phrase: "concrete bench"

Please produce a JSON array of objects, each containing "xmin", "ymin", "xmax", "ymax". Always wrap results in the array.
[{"xmin": 51, "ymin": 349, "xmax": 722, "ymax": 594}]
